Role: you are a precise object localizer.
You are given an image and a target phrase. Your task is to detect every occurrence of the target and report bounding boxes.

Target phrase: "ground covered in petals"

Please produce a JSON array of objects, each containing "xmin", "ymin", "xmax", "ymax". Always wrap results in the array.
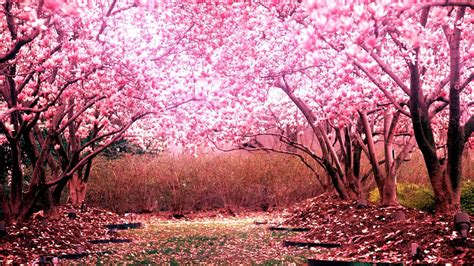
[
  {"xmin": 0, "ymin": 197, "xmax": 472, "ymax": 264},
  {"xmin": 0, "ymin": 207, "xmax": 310, "ymax": 264},
  {"xmin": 277, "ymin": 195, "xmax": 473, "ymax": 264}
]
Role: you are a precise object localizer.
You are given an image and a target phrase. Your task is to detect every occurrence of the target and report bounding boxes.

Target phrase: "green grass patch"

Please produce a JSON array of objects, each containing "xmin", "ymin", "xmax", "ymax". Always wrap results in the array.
[
  {"xmin": 369, "ymin": 183, "xmax": 435, "ymax": 212},
  {"xmin": 369, "ymin": 181, "xmax": 474, "ymax": 214},
  {"xmin": 113, "ymin": 217, "xmax": 313, "ymax": 264}
]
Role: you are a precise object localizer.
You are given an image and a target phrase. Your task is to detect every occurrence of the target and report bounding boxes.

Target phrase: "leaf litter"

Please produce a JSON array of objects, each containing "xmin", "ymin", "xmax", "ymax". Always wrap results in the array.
[
  {"xmin": 0, "ymin": 197, "xmax": 472, "ymax": 264},
  {"xmin": 277, "ymin": 194, "xmax": 473, "ymax": 264}
]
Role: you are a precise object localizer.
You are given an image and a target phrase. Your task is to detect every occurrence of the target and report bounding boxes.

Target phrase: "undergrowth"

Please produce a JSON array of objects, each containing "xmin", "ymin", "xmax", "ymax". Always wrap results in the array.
[
  {"xmin": 86, "ymin": 152, "xmax": 321, "ymax": 213},
  {"xmin": 369, "ymin": 180, "xmax": 474, "ymax": 214},
  {"xmin": 86, "ymin": 150, "xmax": 473, "ymax": 214}
]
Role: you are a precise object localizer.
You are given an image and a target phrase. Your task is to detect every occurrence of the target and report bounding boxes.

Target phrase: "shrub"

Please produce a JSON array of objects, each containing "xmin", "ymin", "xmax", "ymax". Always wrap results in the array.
[
  {"xmin": 86, "ymin": 149, "xmax": 473, "ymax": 214},
  {"xmin": 461, "ymin": 180, "xmax": 474, "ymax": 215},
  {"xmin": 369, "ymin": 183, "xmax": 436, "ymax": 212},
  {"xmin": 369, "ymin": 181, "xmax": 473, "ymax": 214}
]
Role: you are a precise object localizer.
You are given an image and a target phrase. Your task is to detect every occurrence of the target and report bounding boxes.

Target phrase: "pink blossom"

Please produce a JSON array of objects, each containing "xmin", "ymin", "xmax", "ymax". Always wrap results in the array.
[{"xmin": 44, "ymin": 0, "xmax": 62, "ymax": 11}]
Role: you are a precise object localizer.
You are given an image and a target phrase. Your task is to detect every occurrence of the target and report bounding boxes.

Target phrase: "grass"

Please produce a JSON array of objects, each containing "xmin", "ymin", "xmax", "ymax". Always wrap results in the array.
[{"xmin": 95, "ymin": 215, "xmax": 312, "ymax": 264}]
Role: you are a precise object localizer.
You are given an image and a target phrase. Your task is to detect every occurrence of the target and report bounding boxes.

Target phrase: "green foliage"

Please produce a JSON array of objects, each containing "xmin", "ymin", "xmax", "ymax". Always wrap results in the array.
[
  {"xmin": 369, "ymin": 183, "xmax": 435, "ymax": 212},
  {"xmin": 169, "ymin": 258, "xmax": 180, "ymax": 266},
  {"xmin": 369, "ymin": 181, "xmax": 474, "ymax": 214},
  {"xmin": 461, "ymin": 180, "xmax": 474, "ymax": 215},
  {"xmin": 102, "ymin": 139, "xmax": 145, "ymax": 159}
]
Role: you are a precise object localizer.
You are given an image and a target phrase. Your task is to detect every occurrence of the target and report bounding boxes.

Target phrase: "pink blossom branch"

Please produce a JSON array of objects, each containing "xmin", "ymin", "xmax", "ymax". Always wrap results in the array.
[
  {"xmin": 414, "ymin": 0, "xmax": 474, "ymax": 9},
  {"xmin": 0, "ymin": 30, "xmax": 39, "ymax": 63},
  {"xmin": 57, "ymin": 96, "xmax": 106, "ymax": 134},
  {"xmin": 353, "ymin": 61, "xmax": 411, "ymax": 117},
  {"xmin": 151, "ymin": 23, "xmax": 195, "ymax": 62},
  {"xmin": 5, "ymin": 78, "xmax": 81, "ymax": 119},
  {"xmin": 361, "ymin": 44, "xmax": 410, "ymax": 95},
  {"xmin": 427, "ymin": 75, "xmax": 450, "ymax": 105},
  {"xmin": 460, "ymin": 72, "xmax": 473, "ymax": 92}
]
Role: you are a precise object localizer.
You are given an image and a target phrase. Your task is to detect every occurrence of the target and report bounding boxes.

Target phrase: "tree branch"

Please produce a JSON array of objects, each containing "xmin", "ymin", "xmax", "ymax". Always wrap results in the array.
[
  {"xmin": 0, "ymin": 31, "xmax": 39, "ymax": 63},
  {"xmin": 353, "ymin": 61, "xmax": 411, "ymax": 117},
  {"xmin": 45, "ymin": 113, "xmax": 146, "ymax": 187},
  {"xmin": 151, "ymin": 23, "xmax": 195, "ymax": 62},
  {"xmin": 361, "ymin": 44, "xmax": 410, "ymax": 94},
  {"xmin": 208, "ymin": 135, "xmax": 326, "ymax": 188},
  {"xmin": 464, "ymin": 115, "xmax": 474, "ymax": 143}
]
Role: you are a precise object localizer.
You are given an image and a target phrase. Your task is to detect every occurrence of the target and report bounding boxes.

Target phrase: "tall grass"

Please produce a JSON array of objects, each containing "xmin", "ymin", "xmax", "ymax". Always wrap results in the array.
[
  {"xmin": 86, "ymin": 149, "xmax": 473, "ymax": 213},
  {"xmin": 86, "ymin": 152, "xmax": 322, "ymax": 213}
]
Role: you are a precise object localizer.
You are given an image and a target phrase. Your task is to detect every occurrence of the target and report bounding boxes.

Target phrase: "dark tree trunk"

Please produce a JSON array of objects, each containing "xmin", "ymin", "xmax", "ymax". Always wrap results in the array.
[
  {"xmin": 9, "ymin": 140, "xmax": 23, "ymax": 216},
  {"xmin": 359, "ymin": 111, "xmax": 385, "ymax": 197},
  {"xmin": 352, "ymin": 139, "xmax": 362, "ymax": 198},
  {"xmin": 324, "ymin": 161, "xmax": 350, "ymax": 200},
  {"xmin": 52, "ymin": 177, "xmax": 69, "ymax": 205},
  {"xmin": 276, "ymin": 80, "xmax": 357, "ymax": 199},
  {"xmin": 406, "ymin": 7, "xmax": 468, "ymax": 214},
  {"xmin": 409, "ymin": 58, "xmax": 453, "ymax": 213},
  {"xmin": 17, "ymin": 186, "xmax": 57, "ymax": 222},
  {"xmin": 445, "ymin": 7, "xmax": 466, "ymax": 213}
]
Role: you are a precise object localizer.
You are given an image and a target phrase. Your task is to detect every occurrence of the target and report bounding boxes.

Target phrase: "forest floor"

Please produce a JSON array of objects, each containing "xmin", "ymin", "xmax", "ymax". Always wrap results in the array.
[{"xmin": 0, "ymin": 195, "xmax": 472, "ymax": 264}]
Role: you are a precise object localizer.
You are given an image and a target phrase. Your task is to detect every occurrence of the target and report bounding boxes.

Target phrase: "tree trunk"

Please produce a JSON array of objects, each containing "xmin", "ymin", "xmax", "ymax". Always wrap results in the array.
[
  {"xmin": 352, "ymin": 140, "xmax": 362, "ymax": 198},
  {"xmin": 381, "ymin": 112, "xmax": 399, "ymax": 206},
  {"xmin": 407, "ymin": 7, "xmax": 467, "ymax": 214},
  {"xmin": 324, "ymin": 161, "xmax": 350, "ymax": 200},
  {"xmin": 52, "ymin": 177, "xmax": 69, "ymax": 205},
  {"xmin": 0, "ymin": 183, "xmax": 9, "ymax": 222},
  {"xmin": 9, "ymin": 139, "xmax": 23, "ymax": 216},
  {"xmin": 445, "ymin": 7, "xmax": 466, "ymax": 213},
  {"xmin": 409, "ymin": 59, "xmax": 455, "ymax": 213},
  {"xmin": 67, "ymin": 173, "xmax": 88, "ymax": 206},
  {"xmin": 277, "ymin": 80, "xmax": 357, "ymax": 199},
  {"xmin": 359, "ymin": 111, "xmax": 385, "ymax": 197}
]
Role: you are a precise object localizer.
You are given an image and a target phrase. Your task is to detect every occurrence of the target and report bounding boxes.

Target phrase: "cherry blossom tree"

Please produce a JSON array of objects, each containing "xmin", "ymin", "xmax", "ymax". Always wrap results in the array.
[
  {"xmin": 302, "ymin": 0, "xmax": 473, "ymax": 213},
  {"xmin": 0, "ymin": 0, "xmax": 199, "ymax": 221},
  {"xmin": 178, "ymin": 2, "xmax": 418, "ymax": 204}
]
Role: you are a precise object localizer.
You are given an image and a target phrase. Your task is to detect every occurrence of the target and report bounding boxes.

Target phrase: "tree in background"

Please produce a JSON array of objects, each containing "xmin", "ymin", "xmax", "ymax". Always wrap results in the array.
[{"xmin": 180, "ymin": 1, "xmax": 418, "ymax": 205}]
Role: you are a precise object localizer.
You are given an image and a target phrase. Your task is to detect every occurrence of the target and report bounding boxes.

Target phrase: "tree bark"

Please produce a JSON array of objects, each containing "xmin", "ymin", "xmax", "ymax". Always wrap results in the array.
[
  {"xmin": 68, "ymin": 173, "xmax": 88, "ymax": 206},
  {"xmin": 359, "ymin": 111, "xmax": 385, "ymax": 197},
  {"xmin": 276, "ymin": 78, "xmax": 356, "ymax": 199},
  {"xmin": 445, "ymin": 7, "xmax": 466, "ymax": 212},
  {"xmin": 9, "ymin": 139, "xmax": 23, "ymax": 216},
  {"xmin": 382, "ymin": 112, "xmax": 399, "ymax": 206}
]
